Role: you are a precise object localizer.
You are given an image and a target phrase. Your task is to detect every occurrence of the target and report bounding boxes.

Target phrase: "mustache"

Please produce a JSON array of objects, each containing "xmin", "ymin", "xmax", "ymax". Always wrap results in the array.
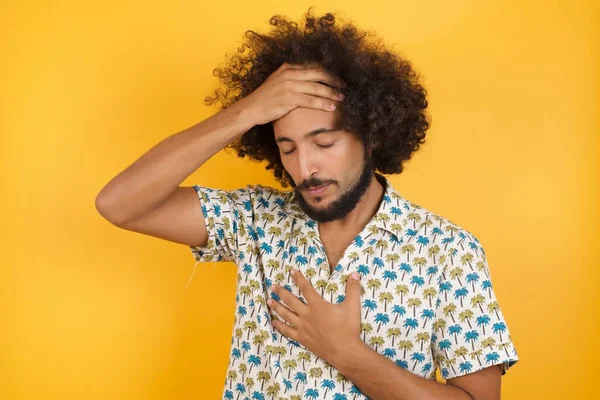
[{"xmin": 297, "ymin": 179, "xmax": 335, "ymax": 190}]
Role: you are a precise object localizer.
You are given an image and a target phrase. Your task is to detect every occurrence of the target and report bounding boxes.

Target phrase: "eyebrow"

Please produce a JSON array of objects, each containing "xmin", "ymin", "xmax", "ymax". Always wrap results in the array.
[{"xmin": 275, "ymin": 127, "xmax": 338, "ymax": 143}]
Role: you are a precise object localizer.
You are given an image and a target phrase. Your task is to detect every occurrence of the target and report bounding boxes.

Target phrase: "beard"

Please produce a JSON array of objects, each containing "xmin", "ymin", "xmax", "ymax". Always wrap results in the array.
[{"xmin": 289, "ymin": 149, "xmax": 375, "ymax": 223}]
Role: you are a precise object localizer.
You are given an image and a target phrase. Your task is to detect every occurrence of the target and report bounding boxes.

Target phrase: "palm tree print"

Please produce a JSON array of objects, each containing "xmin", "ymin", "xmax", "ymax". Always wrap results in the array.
[{"xmin": 188, "ymin": 175, "xmax": 518, "ymax": 398}]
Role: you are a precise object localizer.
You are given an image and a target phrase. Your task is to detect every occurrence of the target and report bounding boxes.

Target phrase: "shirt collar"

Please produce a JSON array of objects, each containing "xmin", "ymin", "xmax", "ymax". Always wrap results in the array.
[{"xmin": 284, "ymin": 174, "xmax": 412, "ymax": 239}]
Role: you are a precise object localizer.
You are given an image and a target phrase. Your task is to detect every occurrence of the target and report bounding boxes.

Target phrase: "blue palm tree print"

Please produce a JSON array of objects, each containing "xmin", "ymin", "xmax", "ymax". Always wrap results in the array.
[{"xmin": 188, "ymin": 176, "xmax": 518, "ymax": 398}]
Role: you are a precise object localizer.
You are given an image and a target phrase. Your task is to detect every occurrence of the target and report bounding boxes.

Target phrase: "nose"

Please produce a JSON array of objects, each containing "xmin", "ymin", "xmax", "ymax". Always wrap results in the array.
[{"xmin": 297, "ymin": 147, "xmax": 318, "ymax": 183}]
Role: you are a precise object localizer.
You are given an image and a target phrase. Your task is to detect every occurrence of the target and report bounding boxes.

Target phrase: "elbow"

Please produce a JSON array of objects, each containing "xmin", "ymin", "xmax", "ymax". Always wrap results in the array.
[{"xmin": 95, "ymin": 192, "xmax": 128, "ymax": 227}]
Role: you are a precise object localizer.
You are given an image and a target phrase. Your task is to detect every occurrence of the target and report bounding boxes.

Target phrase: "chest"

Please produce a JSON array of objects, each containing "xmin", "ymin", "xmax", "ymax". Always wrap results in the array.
[{"xmin": 320, "ymin": 231, "xmax": 358, "ymax": 271}]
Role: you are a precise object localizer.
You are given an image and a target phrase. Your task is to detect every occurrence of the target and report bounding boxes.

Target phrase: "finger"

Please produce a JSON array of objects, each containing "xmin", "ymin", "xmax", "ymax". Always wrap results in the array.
[
  {"xmin": 290, "ymin": 269, "xmax": 321, "ymax": 304},
  {"xmin": 272, "ymin": 284, "xmax": 308, "ymax": 316},
  {"xmin": 293, "ymin": 80, "xmax": 345, "ymax": 102},
  {"xmin": 277, "ymin": 62, "xmax": 319, "ymax": 80},
  {"xmin": 267, "ymin": 297, "xmax": 300, "ymax": 326},
  {"xmin": 293, "ymin": 92, "xmax": 338, "ymax": 112},
  {"xmin": 344, "ymin": 271, "xmax": 362, "ymax": 306},
  {"xmin": 272, "ymin": 318, "xmax": 298, "ymax": 340},
  {"xmin": 286, "ymin": 67, "xmax": 346, "ymax": 90},
  {"xmin": 284, "ymin": 61, "xmax": 322, "ymax": 70},
  {"xmin": 277, "ymin": 62, "xmax": 298, "ymax": 72},
  {"xmin": 271, "ymin": 62, "xmax": 308, "ymax": 79}
]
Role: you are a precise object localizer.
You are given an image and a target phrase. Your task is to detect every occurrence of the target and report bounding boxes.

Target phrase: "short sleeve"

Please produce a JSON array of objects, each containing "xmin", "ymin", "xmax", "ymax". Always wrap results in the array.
[
  {"xmin": 188, "ymin": 185, "xmax": 257, "ymax": 264},
  {"xmin": 432, "ymin": 230, "xmax": 519, "ymax": 379}
]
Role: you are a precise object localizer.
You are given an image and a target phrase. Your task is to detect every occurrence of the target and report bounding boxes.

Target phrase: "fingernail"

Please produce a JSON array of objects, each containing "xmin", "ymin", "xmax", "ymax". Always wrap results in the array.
[{"xmin": 351, "ymin": 271, "xmax": 359, "ymax": 280}]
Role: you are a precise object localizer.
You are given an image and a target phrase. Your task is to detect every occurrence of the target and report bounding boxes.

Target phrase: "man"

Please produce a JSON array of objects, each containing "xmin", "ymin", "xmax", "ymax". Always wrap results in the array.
[{"xmin": 96, "ymin": 9, "xmax": 518, "ymax": 400}]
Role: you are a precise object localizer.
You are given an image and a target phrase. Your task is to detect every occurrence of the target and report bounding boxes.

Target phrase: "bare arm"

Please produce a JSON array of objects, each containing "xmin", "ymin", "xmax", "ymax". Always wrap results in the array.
[
  {"xmin": 95, "ymin": 62, "xmax": 345, "ymax": 247},
  {"xmin": 95, "ymin": 103, "xmax": 255, "ymax": 246}
]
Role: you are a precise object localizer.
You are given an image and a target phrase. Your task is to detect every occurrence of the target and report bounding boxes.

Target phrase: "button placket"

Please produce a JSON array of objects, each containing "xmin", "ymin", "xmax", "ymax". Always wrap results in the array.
[{"xmin": 313, "ymin": 241, "xmax": 329, "ymax": 279}]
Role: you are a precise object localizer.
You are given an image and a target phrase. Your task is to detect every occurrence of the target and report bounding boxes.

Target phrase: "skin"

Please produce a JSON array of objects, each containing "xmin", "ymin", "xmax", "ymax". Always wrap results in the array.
[{"xmin": 268, "ymin": 106, "xmax": 503, "ymax": 399}]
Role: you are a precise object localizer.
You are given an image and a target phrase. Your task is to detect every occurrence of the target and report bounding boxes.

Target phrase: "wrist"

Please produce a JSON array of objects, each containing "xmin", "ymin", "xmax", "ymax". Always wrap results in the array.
[
  {"xmin": 329, "ymin": 338, "xmax": 368, "ymax": 374},
  {"xmin": 227, "ymin": 96, "xmax": 259, "ymax": 129}
]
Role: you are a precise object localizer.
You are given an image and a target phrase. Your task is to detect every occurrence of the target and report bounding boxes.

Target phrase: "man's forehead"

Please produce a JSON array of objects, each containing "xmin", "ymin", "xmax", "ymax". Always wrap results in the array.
[
  {"xmin": 275, "ymin": 127, "xmax": 339, "ymax": 143},
  {"xmin": 274, "ymin": 107, "xmax": 341, "ymax": 140}
]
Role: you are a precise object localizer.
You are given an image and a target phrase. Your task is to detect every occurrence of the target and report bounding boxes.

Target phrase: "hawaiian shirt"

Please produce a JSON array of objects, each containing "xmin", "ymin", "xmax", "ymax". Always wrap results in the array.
[{"xmin": 187, "ymin": 174, "xmax": 519, "ymax": 400}]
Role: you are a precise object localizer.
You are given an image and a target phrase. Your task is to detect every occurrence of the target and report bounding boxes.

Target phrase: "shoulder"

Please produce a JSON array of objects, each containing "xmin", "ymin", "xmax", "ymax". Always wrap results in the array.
[
  {"xmin": 207, "ymin": 184, "xmax": 299, "ymax": 222},
  {"xmin": 243, "ymin": 184, "xmax": 294, "ymax": 210},
  {"xmin": 401, "ymin": 198, "xmax": 486, "ymax": 258},
  {"xmin": 194, "ymin": 183, "xmax": 289, "ymax": 203}
]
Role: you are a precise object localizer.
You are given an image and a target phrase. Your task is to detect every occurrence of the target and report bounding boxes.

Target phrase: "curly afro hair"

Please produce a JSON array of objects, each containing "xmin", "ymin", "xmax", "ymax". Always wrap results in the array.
[{"xmin": 204, "ymin": 7, "xmax": 431, "ymax": 188}]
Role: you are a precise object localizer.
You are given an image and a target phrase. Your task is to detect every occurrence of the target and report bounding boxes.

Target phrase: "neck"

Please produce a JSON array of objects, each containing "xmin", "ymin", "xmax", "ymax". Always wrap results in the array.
[{"xmin": 319, "ymin": 174, "xmax": 385, "ymax": 233}]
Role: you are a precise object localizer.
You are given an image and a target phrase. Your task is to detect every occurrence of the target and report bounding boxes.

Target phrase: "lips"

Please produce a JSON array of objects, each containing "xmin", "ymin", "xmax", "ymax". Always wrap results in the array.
[{"xmin": 306, "ymin": 184, "xmax": 330, "ymax": 196}]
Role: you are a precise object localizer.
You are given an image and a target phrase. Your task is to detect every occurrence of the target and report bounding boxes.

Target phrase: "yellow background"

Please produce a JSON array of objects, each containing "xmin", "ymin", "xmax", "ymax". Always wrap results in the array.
[{"xmin": 1, "ymin": 0, "xmax": 598, "ymax": 399}]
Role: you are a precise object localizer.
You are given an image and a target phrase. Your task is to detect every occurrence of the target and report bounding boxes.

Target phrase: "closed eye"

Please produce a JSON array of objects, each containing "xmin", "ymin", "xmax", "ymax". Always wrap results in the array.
[{"xmin": 281, "ymin": 143, "xmax": 334, "ymax": 155}]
